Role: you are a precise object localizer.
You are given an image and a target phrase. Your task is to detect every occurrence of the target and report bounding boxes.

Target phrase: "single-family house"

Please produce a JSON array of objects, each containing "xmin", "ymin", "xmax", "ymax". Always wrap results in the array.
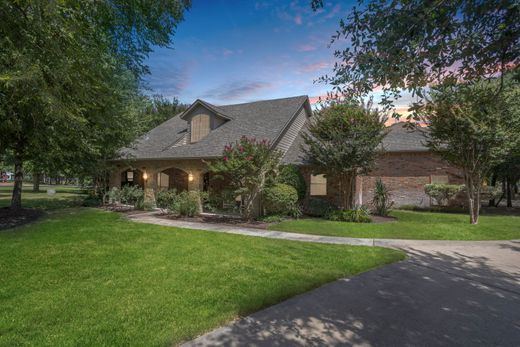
[{"xmin": 110, "ymin": 95, "xmax": 462, "ymax": 213}]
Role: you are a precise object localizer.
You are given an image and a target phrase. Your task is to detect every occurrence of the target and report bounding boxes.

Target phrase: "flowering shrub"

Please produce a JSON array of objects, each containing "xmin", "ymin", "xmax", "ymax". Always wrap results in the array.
[{"xmin": 209, "ymin": 136, "xmax": 282, "ymax": 220}]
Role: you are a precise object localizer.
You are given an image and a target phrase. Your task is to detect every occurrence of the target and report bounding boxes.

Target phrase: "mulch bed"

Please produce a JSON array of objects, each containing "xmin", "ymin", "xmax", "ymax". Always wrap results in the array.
[{"xmin": 0, "ymin": 208, "xmax": 45, "ymax": 231}]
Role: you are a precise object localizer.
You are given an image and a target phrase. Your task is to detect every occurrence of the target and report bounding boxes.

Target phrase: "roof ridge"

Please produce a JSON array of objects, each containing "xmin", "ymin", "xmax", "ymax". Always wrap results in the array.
[{"xmin": 215, "ymin": 95, "xmax": 308, "ymax": 108}]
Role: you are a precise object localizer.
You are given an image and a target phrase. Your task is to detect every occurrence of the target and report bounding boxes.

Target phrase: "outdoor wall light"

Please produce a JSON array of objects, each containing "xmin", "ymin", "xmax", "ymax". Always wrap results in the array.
[
  {"xmin": 143, "ymin": 171, "xmax": 148, "ymax": 181},
  {"xmin": 188, "ymin": 173, "xmax": 194, "ymax": 182}
]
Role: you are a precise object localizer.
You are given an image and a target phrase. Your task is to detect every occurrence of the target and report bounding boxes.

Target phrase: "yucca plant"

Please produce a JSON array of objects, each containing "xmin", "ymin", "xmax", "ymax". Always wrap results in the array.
[{"xmin": 372, "ymin": 178, "xmax": 393, "ymax": 216}]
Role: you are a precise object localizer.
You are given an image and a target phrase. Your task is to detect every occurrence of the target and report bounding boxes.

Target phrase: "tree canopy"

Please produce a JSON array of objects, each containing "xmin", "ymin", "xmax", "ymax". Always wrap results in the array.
[
  {"xmin": 0, "ymin": 1, "xmax": 190, "ymax": 209},
  {"xmin": 302, "ymin": 103, "xmax": 386, "ymax": 209},
  {"xmin": 312, "ymin": 0, "xmax": 520, "ymax": 115}
]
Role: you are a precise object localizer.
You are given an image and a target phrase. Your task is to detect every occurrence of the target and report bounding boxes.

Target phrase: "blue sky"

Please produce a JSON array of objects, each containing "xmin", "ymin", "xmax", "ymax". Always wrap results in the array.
[{"xmin": 145, "ymin": 0, "xmax": 355, "ymax": 105}]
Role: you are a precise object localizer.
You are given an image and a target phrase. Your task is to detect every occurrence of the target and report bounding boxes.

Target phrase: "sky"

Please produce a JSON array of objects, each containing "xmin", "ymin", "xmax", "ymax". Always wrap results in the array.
[{"xmin": 144, "ymin": 0, "xmax": 410, "ymax": 114}]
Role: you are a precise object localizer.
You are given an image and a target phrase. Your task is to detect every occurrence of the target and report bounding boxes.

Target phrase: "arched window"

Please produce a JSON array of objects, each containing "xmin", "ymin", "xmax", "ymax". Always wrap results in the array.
[{"xmin": 191, "ymin": 114, "xmax": 210, "ymax": 142}]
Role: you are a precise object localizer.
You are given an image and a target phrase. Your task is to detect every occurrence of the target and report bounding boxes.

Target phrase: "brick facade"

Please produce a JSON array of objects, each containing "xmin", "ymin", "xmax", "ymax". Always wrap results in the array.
[{"xmin": 301, "ymin": 152, "xmax": 463, "ymax": 209}]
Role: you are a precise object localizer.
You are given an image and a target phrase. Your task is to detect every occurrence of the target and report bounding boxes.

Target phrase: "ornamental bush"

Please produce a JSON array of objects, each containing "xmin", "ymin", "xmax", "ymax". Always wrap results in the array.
[
  {"xmin": 120, "ymin": 185, "xmax": 144, "ymax": 207},
  {"xmin": 328, "ymin": 206, "xmax": 371, "ymax": 223},
  {"xmin": 276, "ymin": 165, "xmax": 307, "ymax": 201},
  {"xmin": 263, "ymin": 183, "xmax": 299, "ymax": 216},
  {"xmin": 171, "ymin": 191, "xmax": 205, "ymax": 217},
  {"xmin": 155, "ymin": 189, "xmax": 178, "ymax": 209},
  {"xmin": 304, "ymin": 197, "xmax": 336, "ymax": 217},
  {"xmin": 424, "ymin": 184, "xmax": 464, "ymax": 206}
]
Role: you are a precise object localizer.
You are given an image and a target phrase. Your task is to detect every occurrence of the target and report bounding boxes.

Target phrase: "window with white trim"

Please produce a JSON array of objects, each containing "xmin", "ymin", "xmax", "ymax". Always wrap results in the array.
[
  {"xmin": 190, "ymin": 114, "xmax": 211, "ymax": 142},
  {"xmin": 310, "ymin": 174, "xmax": 327, "ymax": 196}
]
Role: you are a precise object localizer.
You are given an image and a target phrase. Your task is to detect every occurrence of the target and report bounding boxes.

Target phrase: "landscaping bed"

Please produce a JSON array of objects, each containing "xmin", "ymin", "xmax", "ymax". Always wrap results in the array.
[{"xmin": 0, "ymin": 207, "xmax": 45, "ymax": 230}]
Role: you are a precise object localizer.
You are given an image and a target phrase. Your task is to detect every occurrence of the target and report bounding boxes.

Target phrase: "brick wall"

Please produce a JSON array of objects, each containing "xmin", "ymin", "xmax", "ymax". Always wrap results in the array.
[{"xmin": 300, "ymin": 152, "xmax": 463, "ymax": 208}]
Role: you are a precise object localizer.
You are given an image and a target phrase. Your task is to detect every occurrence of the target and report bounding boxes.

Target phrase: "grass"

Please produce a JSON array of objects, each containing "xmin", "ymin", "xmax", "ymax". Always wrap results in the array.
[
  {"xmin": 0, "ymin": 208, "xmax": 404, "ymax": 346},
  {"xmin": 270, "ymin": 210, "xmax": 520, "ymax": 240},
  {"xmin": 0, "ymin": 184, "xmax": 86, "ymax": 209}
]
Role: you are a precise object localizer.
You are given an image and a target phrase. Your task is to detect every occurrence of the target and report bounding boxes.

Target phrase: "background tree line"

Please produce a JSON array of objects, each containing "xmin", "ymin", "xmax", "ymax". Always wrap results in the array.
[{"xmin": 0, "ymin": 0, "xmax": 191, "ymax": 210}]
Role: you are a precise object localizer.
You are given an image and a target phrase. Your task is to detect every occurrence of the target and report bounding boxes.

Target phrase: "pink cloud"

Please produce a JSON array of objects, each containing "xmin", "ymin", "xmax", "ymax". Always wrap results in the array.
[
  {"xmin": 294, "ymin": 14, "xmax": 302, "ymax": 25},
  {"xmin": 297, "ymin": 44, "xmax": 317, "ymax": 52},
  {"xmin": 300, "ymin": 62, "xmax": 331, "ymax": 72}
]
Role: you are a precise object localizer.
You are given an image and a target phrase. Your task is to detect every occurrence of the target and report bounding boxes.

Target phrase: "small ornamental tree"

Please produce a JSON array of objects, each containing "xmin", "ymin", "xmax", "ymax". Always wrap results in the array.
[
  {"xmin": 421, "ymin": 78, "xmax": 520, "ymax": 224},
  {"xmin": 209, "ymin": 137, "xmax": 282, "ymax": 221},
  {"xmin": 302, "ymin": 103, "xmax": 386, "ymax": 209}
]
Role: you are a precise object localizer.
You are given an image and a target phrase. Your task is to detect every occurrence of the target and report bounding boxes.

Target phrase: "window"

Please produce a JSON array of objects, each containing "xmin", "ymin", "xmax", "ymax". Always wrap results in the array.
[
  {"xmin": 157, "ymin": 172, "xmax": 169, "ymax": 188},
  {"xmin": 431, "ymin": 175, "xmax": 449, "ymax": 184},
  {"xmin": 310, "ymin": 174, "xmax": 327, "ymax": 196},
  {"xmin": 126, "ymin": 171, "xmax": 134, "ymax": 182},
  {"xmin": 191, "ymin": 114, "xmax": 211, "ymax": 142}
]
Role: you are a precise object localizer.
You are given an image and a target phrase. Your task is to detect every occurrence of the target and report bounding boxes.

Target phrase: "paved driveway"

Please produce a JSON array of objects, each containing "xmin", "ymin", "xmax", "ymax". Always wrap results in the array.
[{"xmin": 183, "ymin": 241, "xmax": 520, "ymax": 347}]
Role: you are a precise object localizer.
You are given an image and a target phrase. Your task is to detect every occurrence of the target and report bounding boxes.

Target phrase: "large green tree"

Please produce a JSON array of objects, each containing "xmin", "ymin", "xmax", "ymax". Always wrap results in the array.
[
  {"xmin": 312, "ymin": 0, "xmax": 519, "ymax": 113},
  {"xmin": 0, "ymin": 0, "xmax": 190, "ymax": 210},
  {"xmin": 302, "ymin": 103, "xmax": 386, "ymax": 209},
  {"xmin": 421, "ymin": 77, "xmax": 520, "ymax": 224}
]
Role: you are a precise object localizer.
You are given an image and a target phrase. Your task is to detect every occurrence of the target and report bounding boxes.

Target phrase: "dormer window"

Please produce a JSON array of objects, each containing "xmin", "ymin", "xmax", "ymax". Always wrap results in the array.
[{"xmin": 191, "ymin": 114, "xmax": 210, "ymax": 142}]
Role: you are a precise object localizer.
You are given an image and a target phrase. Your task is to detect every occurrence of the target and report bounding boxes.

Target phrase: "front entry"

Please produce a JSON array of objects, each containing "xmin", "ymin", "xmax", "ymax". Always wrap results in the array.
[{"xmin": 157, "ymin": 167, "xmax": 189, "ymax": 192}]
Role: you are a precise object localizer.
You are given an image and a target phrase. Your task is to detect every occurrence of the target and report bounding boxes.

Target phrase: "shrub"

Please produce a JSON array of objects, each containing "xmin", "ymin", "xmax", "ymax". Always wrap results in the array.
[
  {"xmin": 257, "ymin": 215, "xmax": 285, "ymax": 223},
  {"xmin": 263, "ymin": 183, "xmax": 299, "ymax": 216},
  {"xmin": 106, "ymin": 187, "xmax": 122, "ymax": 204},
  {"xmin": 328, "ymin": 206, "xmax": 371, "ymax": 223},
  {"xmin": 372, "ymin": 178, "xmax": 394, "ymax": 216},
  {"xmin": 276, "ymin": 165, "xmax": 307, "ymax": 200},
  {"xmin": 424, "ymin": 184, "xmax": 464, "ymax": 206},
  {"xmin": 155, "ymin": 189, "xmax": 178, "ymax": 209},
  {"xmin": 171, "ymin": 191, "xmax": 204, "ymax": 217},
  {"xmin": 120, "ymin": 185, "xmax": 144, "ymax": 207},
  {"xmin": 304, "ymin": 197, "xmax": 336, "ymax": 217}
]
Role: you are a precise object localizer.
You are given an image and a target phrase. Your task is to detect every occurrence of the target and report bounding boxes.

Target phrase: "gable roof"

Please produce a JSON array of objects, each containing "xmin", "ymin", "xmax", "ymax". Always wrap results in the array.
[
  {"xmin": 282, "ymin": 122, "xmax": 430, "ymax": 165},
  {"xmin": 118, "ymin": 95, "xmax": 311, "ymax": 160}
]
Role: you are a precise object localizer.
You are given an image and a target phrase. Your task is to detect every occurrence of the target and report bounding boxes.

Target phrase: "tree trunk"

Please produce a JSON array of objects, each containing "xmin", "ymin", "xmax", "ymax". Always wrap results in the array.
[
  {"xmin": 465, "ymin": 174, "xmax": 480, "ymax": 225},
  {"xmin": 488, "ymin": 174, "xmax": 496, "ymax": 207},
  {"xmin": 33, "ymin": 171, "xmax": 41, "ymax": 193},
  {"xmin": 11, "ymin": 157, "xmax": 24, "ymax": 210},
  {"xmin": 506, "ymin": 177, "xmax": 512, "ymax": 208},
  {"xmin": 339, "ymin": 173, "xmax": 355, "ymax": 210}
]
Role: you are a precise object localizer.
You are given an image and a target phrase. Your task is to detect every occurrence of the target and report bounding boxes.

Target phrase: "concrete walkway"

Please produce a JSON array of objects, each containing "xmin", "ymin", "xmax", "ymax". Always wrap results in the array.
[
  {"xmin": 128, "ymin": 212, "xmax": 520, "ymax": 346},
  {"xmin": 126, "ymin": 212, "xmax": 508, "ymax": 249}
]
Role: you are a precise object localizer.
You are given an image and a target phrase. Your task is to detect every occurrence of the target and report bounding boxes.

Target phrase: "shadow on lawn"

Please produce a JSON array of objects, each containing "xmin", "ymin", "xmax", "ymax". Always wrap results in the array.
[{"xmin": 185, "ymin": 243, "xmax": 520, "ymax": 346}]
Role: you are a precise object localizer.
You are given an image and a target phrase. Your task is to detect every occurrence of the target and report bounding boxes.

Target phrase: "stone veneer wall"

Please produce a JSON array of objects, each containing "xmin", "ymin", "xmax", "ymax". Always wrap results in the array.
[{"xmin": 300, "ymin": 152, "xmax": 463, "ymax": 208}]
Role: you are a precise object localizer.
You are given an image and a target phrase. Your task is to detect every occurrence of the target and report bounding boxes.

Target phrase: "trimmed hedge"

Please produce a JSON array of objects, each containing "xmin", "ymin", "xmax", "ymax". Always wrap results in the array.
[
  {"xmin": 276, "ymin": 165, "xmax": 307, "ymax": 201},
  {"xmin": 263, "ymin": 183, "xmax": 299, "ymax": 216}
]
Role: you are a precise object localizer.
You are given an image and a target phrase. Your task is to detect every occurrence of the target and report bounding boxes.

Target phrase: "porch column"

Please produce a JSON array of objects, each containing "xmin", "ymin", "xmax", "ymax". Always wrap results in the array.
[{"xmin": 143, "ymin": 168, "xmax": 158, "ymax": 207}]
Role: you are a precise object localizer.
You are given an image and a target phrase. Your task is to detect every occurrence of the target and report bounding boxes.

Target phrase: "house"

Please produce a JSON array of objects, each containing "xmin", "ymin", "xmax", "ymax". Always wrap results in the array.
[{"xmin": 110, "ymin": 95, "xmax": 462, "ymax": 213}]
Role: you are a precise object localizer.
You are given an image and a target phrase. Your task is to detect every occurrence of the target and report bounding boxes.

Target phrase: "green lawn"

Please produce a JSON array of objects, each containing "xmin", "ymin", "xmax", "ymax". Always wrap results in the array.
[
  {"xmin": 0, "ymin": 209, "xmax": 404, "ymax": 346},
  {"xmin": 0, "ymin": 184, "xmax": 86, "ymax": 209},
  {"xmin": 270, "ymin": 210, "xmax": 520, "ymax": 240}
]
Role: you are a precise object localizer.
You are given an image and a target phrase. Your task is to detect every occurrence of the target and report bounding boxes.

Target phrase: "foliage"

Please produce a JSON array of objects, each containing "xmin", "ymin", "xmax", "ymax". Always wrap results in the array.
[
  {"xmin": 424, "ymin": 184, "xmax": 464, "ymax": 206},
  {"xmin": 304, "ymin": 197, "xmax": 336, "ymax": 217},
  {"xmin": 155, "ymin": 189, "xmax": 178, "ymax": 209},
  {"xmin": 328, "ymin": 207, "xmax": 372, "ymax": 223},
  {"xmin": 170, "ymin": 191, "xmax": 205, "ymax": 217},
  {"xmin": 0, "ymin": 208, "xmax": 404, "ymax": 346},
  {"xmin": 276, "ymin": 165, "xmax": 307, "ymax": 201},
  {"xmin": 257, "ymin": 215, "xmax": 286, "ymax": 223},
  {"xmin": 120, "ymin": 185, "xmax": 144, "ymax": 208},
  {"xmin": 141, "ymin": 94, "xmax": 189, "ymax": 131},
  {"xmin": 209, "ymin": 136, "xmax": 282, "ymax": 220},
  {"xmin": 107, "ymin": 187, "xmax": 122, "ymax": 205},
  {"xmin": 421, "ymin": 77, "xmax": 520, "ymax": 223},
  {"xmin": 371, "ymin": 178, "xmax": 394, "ymax": 216},
  {"xmin": 311, "ymin": 0, "xmax": 520, "ymax": 116},
  {"xmin": 263, "ymin": 183, "xmax": 299, "ymax": 217},
  {"xmin": 478, "ymin": 186, "xmax": 502, "ymax": 202},
  {"xmin": 204, "ymin": 189, "xmax": 239, "ymax": 214},
  {"xmin": 302, "ymin": 103, "xmax": 386, "ymax": 209},
  {"xmin": 0, "ymin": 1, "xmax": 190, "ymax": 209},
  {"xmin": 271, "ymin": 210, "xmax": 520, "ymax": 240}
]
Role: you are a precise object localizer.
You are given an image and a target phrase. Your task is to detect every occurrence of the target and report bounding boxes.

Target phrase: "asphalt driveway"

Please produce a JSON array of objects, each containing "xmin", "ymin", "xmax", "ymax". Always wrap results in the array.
[{"xmin": 183, "ymin": 240, "xmax": 520, "ymax": 347}]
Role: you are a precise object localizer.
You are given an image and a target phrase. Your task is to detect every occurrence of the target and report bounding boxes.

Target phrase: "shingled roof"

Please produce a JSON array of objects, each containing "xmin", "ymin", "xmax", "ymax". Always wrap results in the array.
[
  {"xmin": 118, "ymin": 95, "xmax": 310, "ymax": 160},
  {"xmin": 282, "ymin": 122, "xmax": 430, "ymax": 165}
]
